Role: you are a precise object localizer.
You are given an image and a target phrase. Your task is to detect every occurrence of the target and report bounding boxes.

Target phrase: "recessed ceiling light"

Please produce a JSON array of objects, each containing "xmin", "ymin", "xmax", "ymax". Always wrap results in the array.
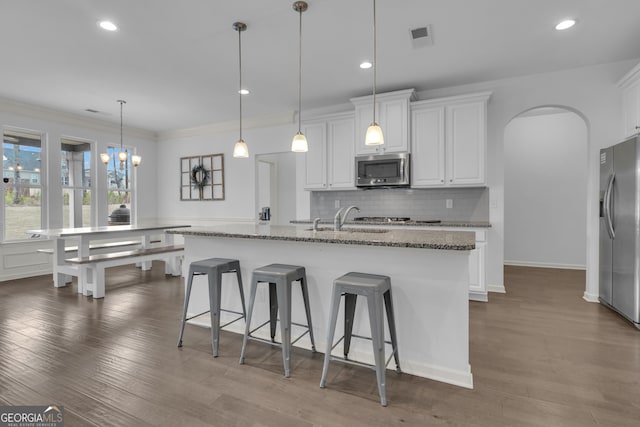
[
  {"xmin": 360, "ymin": 61, "xmax": 373, "ymax": 69},
  {"xmin": 555, "ymin": 19, "xmax": 576, "ymax": 30},
  {"xmin": 98, "ymin": 20, "xmax": 118, "ymax": 31},
  {"xmin": 238, "ymin": 89, "xmax": 249, "ymax": 95}
]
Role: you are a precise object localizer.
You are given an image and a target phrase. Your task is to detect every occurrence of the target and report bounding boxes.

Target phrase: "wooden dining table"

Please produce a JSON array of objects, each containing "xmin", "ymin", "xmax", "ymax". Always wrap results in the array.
[{"xmin": 29, "ymin": 223, "xmax": 190, "ymax": 293}]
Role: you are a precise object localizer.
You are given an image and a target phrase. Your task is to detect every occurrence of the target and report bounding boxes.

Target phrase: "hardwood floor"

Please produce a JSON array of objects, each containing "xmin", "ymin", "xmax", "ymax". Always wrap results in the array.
[{"xmin": 0, "ymin": 264, "xmax": 638, "ymax": 426}]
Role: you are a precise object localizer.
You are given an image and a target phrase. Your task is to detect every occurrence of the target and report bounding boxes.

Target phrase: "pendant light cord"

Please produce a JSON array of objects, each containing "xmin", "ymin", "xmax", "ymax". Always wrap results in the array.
[
  {"xmin": 238, "ymin": 28, "xmax": 243, "ymax": 141},
  {"xmin": 372, "ymin": 0, "xmax": 377, "ymax": 124},
  {"xmin": 118, "ymin": 99, "xmax": 126, "ymax": 151},
  {"xmin": 298, "ymin": 7, "xmax": 303, "ymax": 133}
]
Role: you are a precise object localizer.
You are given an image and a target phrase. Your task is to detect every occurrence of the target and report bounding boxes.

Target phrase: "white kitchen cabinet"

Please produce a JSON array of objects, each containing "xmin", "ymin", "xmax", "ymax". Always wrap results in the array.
[
  {"xmin": 303, "ymin": 112, "xmax": 355, "ymax": 190},
  {"xmin": 411, "ymin": 92, "xmax": 491, "ymax": 188},
  {"xmin": 618, "ymin": 62, "xmax": 640, "ymax": 138},
  {"xmin": 350, "ymin": 89, "xmax": 416, "ymax": 155}
]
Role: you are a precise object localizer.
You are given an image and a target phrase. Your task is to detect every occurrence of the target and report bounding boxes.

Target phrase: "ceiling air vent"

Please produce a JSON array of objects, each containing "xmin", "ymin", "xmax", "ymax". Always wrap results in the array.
[
  {"xmin": 85, "ymin": 108, "xmax": 100, "ymax": 113},
  {"xmin": 410, "ymin": 25, "xmax": 433, "ymax": 48}
]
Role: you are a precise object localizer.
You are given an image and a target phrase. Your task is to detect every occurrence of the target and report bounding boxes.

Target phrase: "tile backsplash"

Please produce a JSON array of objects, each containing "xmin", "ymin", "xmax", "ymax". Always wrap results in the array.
[{"xmin": 310, "ymin": 187, "xmax": 489, "ymax": 221}]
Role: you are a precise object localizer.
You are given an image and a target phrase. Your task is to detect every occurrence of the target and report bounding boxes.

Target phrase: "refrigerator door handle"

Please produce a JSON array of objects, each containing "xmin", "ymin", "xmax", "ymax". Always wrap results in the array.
[{"xmin": 604, "ymin": 173, "xmax": 615, "ymax": 239}]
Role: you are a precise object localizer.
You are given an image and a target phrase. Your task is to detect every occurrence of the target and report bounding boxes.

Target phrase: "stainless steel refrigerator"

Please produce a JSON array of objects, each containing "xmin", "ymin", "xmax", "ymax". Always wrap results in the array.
[{"xmin": 600, "ymin": 135, "xmax": 640, "ymax": 329}]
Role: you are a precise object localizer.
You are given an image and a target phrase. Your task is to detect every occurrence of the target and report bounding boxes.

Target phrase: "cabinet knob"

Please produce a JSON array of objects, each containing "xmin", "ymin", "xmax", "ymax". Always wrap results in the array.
[
  {"xmin": 441, "ymin": 180, "xmax": 444, "ymax": 183},
  {"xmin": 449, "ymin": 179, "xmax": 453, "ymax": 183}
]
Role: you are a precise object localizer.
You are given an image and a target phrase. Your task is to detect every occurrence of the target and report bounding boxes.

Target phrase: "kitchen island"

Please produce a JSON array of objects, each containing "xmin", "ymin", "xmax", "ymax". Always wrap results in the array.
[{"xmin": 168, "ymin": 224, "xmax": 475, "ymax": 389}]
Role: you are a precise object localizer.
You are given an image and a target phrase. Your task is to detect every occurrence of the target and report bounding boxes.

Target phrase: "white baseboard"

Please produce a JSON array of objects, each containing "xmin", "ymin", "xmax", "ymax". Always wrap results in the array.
[
  {"xmin": 583, "ymin": 292, "xmax": 599, "ymax": 303},
  {"xmin": 487, "ymin": 284, "xmax": 506, "ymax": 294},
  {"xmin": 186, "ymin": 315, "xmax": 474, "ymax": 389},
  {"xmin": 504, "ymin": 260, "xmax": 586, "ymax": 270}
]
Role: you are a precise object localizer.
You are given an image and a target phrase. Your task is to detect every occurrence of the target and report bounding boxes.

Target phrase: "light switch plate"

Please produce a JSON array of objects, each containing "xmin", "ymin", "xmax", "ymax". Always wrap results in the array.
[
  {"xmin": 446, "ymin": 199, "xmax": 453, "ymax": 209},
  {"xmin": 334, "ymin": 200, "xmax": 340, "ymax": 208}
]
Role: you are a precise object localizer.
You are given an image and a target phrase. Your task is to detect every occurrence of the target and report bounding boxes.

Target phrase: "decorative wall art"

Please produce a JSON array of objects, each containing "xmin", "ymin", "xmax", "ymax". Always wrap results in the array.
[{"xmin": 180, "ymin": 154, "xmax": 224, "ymax": 201}]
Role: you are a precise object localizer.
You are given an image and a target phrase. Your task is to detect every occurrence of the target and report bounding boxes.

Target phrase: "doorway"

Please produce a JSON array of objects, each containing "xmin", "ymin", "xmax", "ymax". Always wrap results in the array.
[
  {"xmin": 504, "ymin": 107, "xmax": 588, "ymax": 269},
  {"xmin": 255, "ymin": 152, "xmax": 297, "ymax": 225}
]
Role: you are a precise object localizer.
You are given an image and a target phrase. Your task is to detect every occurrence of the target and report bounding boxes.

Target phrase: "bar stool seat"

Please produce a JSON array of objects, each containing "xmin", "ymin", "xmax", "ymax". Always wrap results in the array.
[
  {"xmin": 319, "ymin": 272, "xmax": 400, "ymax": 406},
  {"xmin": 239, "ymin": 263, "xmax": 316, "ymax": 377},
  {"xmin": 177, "ymin": 258, "xmax": 246, "ymax": 357}
]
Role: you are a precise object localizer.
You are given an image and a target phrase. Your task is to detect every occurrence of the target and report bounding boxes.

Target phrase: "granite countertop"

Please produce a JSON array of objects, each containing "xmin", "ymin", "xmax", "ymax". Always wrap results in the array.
[
  {"xmin": 290, "ymin": 219, "xmax": 491, "ymax": 228},
  {"xmin": 168, "ymin": 224, "xmax": 475, "ymax": 251}
]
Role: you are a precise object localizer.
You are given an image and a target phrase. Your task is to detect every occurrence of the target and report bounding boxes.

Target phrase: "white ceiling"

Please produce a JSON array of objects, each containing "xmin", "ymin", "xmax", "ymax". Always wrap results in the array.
[{"xmin": 1, "ymin": 0, "xmax": 640, "ymax": 132}]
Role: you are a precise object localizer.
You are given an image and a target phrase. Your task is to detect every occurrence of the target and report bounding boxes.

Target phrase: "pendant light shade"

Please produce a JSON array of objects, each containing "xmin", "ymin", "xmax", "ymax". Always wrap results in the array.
[
  {"xmin": 291, "ymin": 1, "xmax": 309, "ymax": 153},
  {"xmin": 233, "ymin": 22, "xmax": 249, "ymax": 158},
  {"xmin": 365, "ymin": 0, "xmax": 384, "ymax": 146},
  {"xmin": 101, "ymin": 100, "xmax": 141, "ymax": 167},
  {"xmin": 233, "ymin": 139, "xmax": 249, "ymax": 158},
  {"xmin": 291, "ymin": 132, "xmax": 308, "ymax": 152},
  {"xmin": 100, "ymin": 152, "xmax": 110, "ymax": 164}
]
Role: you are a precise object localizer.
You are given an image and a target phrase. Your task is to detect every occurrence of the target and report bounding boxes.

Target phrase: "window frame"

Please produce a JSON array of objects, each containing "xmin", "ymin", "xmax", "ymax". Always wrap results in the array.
[{"xmin": 1, "ymin": 126, "xmax": 47, "ymax": 243}]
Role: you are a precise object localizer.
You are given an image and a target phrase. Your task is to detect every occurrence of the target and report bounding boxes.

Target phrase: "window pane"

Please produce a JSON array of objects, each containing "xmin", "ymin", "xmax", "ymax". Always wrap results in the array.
[
  {"xmin": 3, "ymin": 130, "xmax": 42, "ymax": 240},
  {"xmin": 106, "ymin": 146, "xmax": 132, "ymax": 191},
  {"xmin": 61, "ymin": 139, "xmax": 92, "ymax": 227}
]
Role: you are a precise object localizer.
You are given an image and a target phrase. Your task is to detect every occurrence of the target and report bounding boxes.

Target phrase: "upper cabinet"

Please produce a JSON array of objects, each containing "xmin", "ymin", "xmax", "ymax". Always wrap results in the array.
[
  {"xmin": 411, "ymin": 92, "xmax": 491, "ymax": 188},
  {"xmin": 618, "ymin": 62, "xmax": 640, "ymax": 139},
  {"xmin": 350, "ymin": 89, "xmax": 416, "ymax": 155},
  {"xmin": 303, "ymin": 112, "xmax": 356, "ymax": 190}
]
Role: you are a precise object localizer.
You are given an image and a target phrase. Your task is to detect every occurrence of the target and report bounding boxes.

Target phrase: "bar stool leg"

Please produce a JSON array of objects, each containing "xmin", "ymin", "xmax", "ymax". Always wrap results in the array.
[
  {"xmin": 384, "ymin": 290, "xmax": 401, "ymax": 372},
  {"xmin": 269, "ymin": 282, "xmax": 278, "ymax": 342},
  {"xmin": 235, "ymin": 268, "xmax": 247, "ymax": 318},
  {"xmin": 299, "ymin": 275, "xmax": 317, "ymax": 352},
  {"xmin": 320, "ymin": 286, "xmax": 342, "ymax": 388},
  {"xmin": 209, "ymin": 270, "xmax": 223, "ymax": 357},
  {"xmin": 367, "ymin": 292, "xmax": 387, "ymax": 406},
  {"xmin": 177, "ymin": 268, "xmax": 195, "ymax": 347},
  {"xmin": 343, "ymin": 293, "xmax": 357, "ymax": 359},
  {"xmin": 275, "ymin": 278, "xmax": 292, "ymax": 378},
  {"xmin": 239, "ymin": 277, "xmax": 259, "ymax": 364}
]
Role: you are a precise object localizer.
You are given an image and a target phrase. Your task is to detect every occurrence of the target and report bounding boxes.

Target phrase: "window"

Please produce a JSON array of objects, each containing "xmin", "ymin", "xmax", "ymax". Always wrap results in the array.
[
  {"xmin": 105, "ymin": 145, "xmax": 134, "ymax": 224},
  {"xmin": 61, "ymin": 138, "xmax": 92, "ymax": 228},
  {"xmin": 2, "ymin": 129, "xmax": 44, "ymax": 241}
]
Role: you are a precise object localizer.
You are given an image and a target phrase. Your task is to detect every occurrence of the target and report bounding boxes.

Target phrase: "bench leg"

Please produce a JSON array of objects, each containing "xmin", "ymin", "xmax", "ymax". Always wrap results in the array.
[{"xmin": 93, "ymin": 265, "xmax": 106, "ymax": 299}]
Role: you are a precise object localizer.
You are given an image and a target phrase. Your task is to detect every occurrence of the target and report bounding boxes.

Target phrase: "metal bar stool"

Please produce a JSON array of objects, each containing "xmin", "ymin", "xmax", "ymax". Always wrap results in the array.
[
  {"xmin": 239, "ymin": 264, "xmax": 316, "ymax": 377},
  {"xmin": 178, "ymin": 258, "xmax": 246, "ymax": 357},
  {"xmin": 319, "ymin": 272, "xmax": 400, "ymax": 406}
]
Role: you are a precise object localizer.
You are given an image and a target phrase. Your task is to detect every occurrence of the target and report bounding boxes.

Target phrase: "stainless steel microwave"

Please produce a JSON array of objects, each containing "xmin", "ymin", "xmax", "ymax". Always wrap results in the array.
[{"xmin": 355, "ymin": 152, "xmax": 410, "ymax": 188}]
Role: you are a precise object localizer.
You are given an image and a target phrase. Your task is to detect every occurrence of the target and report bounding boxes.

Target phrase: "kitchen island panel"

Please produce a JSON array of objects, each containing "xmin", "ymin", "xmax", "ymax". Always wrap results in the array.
[{"xmin": 181, "ymin": 234, "xmax": 472, "ymax": 389}]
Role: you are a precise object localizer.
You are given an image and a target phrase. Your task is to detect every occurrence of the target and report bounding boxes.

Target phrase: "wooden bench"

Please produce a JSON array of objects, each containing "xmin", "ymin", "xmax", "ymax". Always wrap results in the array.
[
  {"xmin": 37, "ymin": 239, "xmax": 163, "ymax": 255},
  {"xmin": 65, "ymin": 245, "xmax": 184, "ymax": 298}
]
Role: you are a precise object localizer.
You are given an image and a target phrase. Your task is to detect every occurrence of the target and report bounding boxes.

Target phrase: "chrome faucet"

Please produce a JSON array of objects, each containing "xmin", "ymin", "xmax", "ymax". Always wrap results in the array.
[
  {"xmin": 312, "ymin": 217, "xmax": 321, "ymax": 231},
  {"xmin": 334, "ymin": 206, "xmax": 360, "ymax": 231}
]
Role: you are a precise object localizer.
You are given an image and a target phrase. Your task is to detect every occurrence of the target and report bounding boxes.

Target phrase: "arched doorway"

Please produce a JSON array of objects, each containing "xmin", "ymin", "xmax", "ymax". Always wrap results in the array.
[{"xmin": 504, "ymin": 107, "xmax": 588, "ymax": 270}]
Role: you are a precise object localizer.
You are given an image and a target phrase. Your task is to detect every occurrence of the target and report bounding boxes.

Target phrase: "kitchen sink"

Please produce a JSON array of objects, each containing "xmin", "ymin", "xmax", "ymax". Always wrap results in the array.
[{"xmin": 306, "ymin": 227, "xmax": 389, "ymax": 233}]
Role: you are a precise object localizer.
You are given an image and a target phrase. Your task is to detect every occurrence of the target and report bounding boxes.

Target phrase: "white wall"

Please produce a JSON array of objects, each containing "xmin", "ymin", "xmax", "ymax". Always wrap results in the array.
[
  {"xmin": 504, "ymin": 111, "xmax": 587, "ymax": 269},
  {"xmin": 156, "ymin": 119, "xmax": 307, "ymax": 225},
  {"xmin": 0, "ymin": 99, "xmax": 158, "ymax": 280},
  {"xmin": 419, "ymin": 59, "xmax": 636, "ymax": 299}
]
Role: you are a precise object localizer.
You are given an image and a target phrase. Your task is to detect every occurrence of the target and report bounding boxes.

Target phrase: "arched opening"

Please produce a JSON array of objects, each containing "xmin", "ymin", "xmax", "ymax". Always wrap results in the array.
[{"xmin": 504, "ymin": 107, "xmax": 589, "ymax": 270}]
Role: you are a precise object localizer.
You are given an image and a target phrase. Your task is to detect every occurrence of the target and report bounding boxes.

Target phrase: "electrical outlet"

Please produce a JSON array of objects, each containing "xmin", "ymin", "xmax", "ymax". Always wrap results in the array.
[
  {"xmin": 334, "ymin": 200, "xmax": 340, "ymax": 209},
  {"xmin": 446, "ymin": 199, "xmax": 453, "ymax": 209}
]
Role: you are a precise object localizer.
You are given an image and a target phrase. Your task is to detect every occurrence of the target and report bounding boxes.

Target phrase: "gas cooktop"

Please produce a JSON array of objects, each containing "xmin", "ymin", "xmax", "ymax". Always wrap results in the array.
[{"xmin": 353, "ymin": 216, "xmax": 411, "ymax": 223}]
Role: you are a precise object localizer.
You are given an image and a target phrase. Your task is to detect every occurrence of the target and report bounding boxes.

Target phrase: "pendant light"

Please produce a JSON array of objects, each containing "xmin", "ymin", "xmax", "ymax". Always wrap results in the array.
[
  {"xmin": 100, "ymin": 99, "xmax": 141, "ymax": 167},
  {"xmin": 233, "ymin": 22, "xmax": 249, "ymax": 158},
  {"xmin": 291, "ymin": 1, "xmax": 309, "ymax": 153},
  {"xmin": 365, "ymin": 0, "xmax": 384, "ymax": 146}
]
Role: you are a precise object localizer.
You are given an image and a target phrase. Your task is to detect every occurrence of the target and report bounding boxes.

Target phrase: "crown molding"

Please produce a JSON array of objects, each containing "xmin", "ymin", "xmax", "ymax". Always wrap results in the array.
[
  {"xmin": 617, "ymin": 60, "xmax": 640, "ymax": 89},
  {"xmin": 158, "ymin": 111, "xmax": 295, "ymax": 140},
  {"xmin": 0, "ymin": 97, "xmax": 157, "ymax": 140}
]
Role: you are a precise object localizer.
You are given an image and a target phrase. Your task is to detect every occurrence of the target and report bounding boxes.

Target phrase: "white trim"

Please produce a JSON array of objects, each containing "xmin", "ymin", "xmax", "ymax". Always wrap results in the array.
[
  {"xmin": 186, "ymin": 315, "xmax": 474, "ymax": 389},
  {"xmin": 157, "ymin": 111, "xmax": 295, "ymax": 140},
  {"xmin": 469, "ymin": 291, "xmax": 488, "ymax": 302},
  {"xmin": 583, "ymin": 291, "xmax": 600, "ymax": 303},
  {"xmin": 617, "ymin": 61, "xmax": 640, "ymax": 89},
  {"xmin": 0, "ymin": 97, "xmax": 156, "ymax": 140},
  {"xmin": 488, "ymin": 284, "xmax": 506, "ymax": 293},
  {"xmin": 504, "ymin": 260, "xmax": 586, "ymax": 270}
]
